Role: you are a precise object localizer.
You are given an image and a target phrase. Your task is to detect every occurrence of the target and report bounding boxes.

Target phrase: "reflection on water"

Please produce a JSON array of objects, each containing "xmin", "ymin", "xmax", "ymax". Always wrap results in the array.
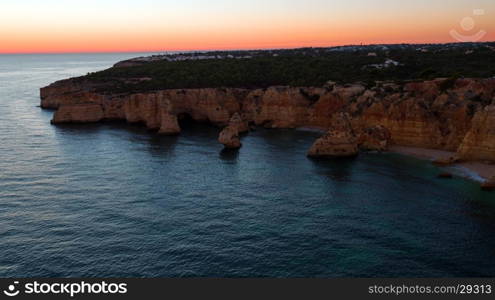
[
  {"xmin": 0, "ymin": 54, "xmax": 495, "ymax": 278},
  {"xmin": 219, "ymin": 148, "xmax": 240, "ymax": 162},
  {"xmin": 309, "ymin": 157, "xmax": 357, "ymax": 182}
]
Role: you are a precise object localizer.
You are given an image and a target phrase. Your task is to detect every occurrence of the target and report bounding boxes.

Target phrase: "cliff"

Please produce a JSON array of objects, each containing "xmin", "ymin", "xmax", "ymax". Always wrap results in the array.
[{"xmin": 41, "ymin": 77, "xmax": 495, "ymax": 166}]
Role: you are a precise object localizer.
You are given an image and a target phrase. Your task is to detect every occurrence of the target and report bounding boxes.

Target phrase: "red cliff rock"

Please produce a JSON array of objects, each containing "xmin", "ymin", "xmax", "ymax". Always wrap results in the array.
[
  {"xmin": 41, "ymin": 78, "xmax": 495, "ymax": 164},
  {"xmin": 228, "ymin": 113, "xmax": 250, "ymax": 134},
  {"xmin": 358, "ymin": 125, "xmax": 391, "ymax": 151},
  {"xmin": 307, "ymin": 113, "xmax": 358, "ymax": 158},
  {"xmin": 457, "ymin": 105, "xmax": 495, "ymax": 161},
  {"xmin": 218, "ymin": 126, "xmax": 242, "ymax": 149},
  {"xmin": 52, "ymin": 104, "xmax": 104, "ymax": 124},
  {"xmin": 158, "ymin": 112, "xmax": 181, "ymax": 135},
  {"xmin": 217, "ymin": 113, "xmax": 249, "ymax": 149}
]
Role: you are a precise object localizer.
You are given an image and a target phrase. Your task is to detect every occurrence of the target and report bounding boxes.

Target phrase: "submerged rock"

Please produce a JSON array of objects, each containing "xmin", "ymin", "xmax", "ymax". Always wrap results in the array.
[
  {"xmin": 308, "ymin": 113, "xmax": 358, "ymax": 158},
  {"xmin": 438, "ymin": 172, "xmax": 453, "ymax": 179},
  {"xmin": 481, "ymin": 176, "xmax": 495, "ymax": 191}
]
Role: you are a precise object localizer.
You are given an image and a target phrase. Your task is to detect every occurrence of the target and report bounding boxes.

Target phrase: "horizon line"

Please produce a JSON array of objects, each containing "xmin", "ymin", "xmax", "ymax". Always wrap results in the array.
[{"xmin": 1, "ymin": 41, "xmax": 494, "ymax": 55}]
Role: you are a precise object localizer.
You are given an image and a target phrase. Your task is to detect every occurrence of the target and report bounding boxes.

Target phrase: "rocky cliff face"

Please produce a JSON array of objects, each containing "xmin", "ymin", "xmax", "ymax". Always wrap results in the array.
[
  {"xmin": 218, "ymin": 113, "xmax": 248, "ymax": 149},
  {"xmin": 41, "ymin": 78, "xmax": 495, "ymax": 163},
  {"xmin": 457, "ymin": 105, "xmax": 495, "ymax": 161},
  {"xmin": 307, "ymin": 113, "xmax": 359, "ymax": 158}
]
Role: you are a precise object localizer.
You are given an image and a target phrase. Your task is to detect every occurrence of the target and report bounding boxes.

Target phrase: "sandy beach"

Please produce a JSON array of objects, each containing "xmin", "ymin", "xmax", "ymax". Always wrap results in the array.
[{"xmin": 389, "ymin": 146, "xmax": 495, "ymax": 182}]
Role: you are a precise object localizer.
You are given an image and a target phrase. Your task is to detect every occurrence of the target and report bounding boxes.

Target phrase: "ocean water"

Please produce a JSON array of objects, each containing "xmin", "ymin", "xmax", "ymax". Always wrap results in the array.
[{"xmin": 0, "ymin": 54, "xmax": 494, "ymax": 278}]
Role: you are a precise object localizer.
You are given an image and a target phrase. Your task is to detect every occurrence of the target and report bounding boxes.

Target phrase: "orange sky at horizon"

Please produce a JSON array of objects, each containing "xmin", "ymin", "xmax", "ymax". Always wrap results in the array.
[{"xmin": 1, "ymin": 0, "xmax": 494, "ymax": 54}]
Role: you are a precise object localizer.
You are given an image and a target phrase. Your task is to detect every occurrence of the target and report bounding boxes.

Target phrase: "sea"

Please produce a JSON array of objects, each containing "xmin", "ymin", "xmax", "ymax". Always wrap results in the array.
[{"xmin": 0, "ymin": 53, "xmax": 494, "ymax": 277}]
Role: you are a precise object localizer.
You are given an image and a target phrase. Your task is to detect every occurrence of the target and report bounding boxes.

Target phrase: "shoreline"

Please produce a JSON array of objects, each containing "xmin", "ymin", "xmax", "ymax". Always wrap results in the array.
[{"xmin": 389, "ymin": 146, "xmax": 495, "ymax": 182}]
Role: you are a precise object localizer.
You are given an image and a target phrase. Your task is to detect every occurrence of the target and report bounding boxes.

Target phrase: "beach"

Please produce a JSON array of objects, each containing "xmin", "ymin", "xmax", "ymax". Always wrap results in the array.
[{"xmin": 390, "ymin": 146, "xmax": 495, "ymax": 182}]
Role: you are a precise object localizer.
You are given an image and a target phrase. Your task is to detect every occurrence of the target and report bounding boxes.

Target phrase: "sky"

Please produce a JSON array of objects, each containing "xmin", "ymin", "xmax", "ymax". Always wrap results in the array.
[{"xmin": 1, "ymin": 0, "xmax": 494, "ymax": 53}]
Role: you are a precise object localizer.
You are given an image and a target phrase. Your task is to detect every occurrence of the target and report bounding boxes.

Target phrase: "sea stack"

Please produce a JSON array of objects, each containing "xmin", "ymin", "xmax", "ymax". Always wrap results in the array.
[
  {"xmin": 218, "ymin": 126, "xmax": 242, "ymax": 149},
  {"xmin": 158, "ymin": 113, "xmax": 181, "ymax": 135},
  {"xmin": 218, "ymin": 113, "xmax": 248, "ymax": 149},
  {"xmin": 307, "ymin": 113, "xmax": 359, "ymax": 158}
]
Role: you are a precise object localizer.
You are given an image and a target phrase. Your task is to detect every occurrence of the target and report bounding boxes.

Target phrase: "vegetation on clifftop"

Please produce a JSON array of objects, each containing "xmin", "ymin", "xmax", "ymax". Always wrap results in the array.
[{"xmin": 82, "ymin": 43, "xmax": 495, "ymax": 93}]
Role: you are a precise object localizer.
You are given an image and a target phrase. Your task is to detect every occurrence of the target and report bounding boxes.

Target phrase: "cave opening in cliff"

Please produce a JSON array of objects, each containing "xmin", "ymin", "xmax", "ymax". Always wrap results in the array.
[{"xmin": 177, "ymin": 113, "xmax": 195, "ymax": 129}]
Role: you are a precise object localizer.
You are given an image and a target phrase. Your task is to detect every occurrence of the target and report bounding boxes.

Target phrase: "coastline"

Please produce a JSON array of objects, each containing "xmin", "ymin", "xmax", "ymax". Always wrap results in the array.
[{"xmin": 389, "ymin": 146, "xmax": 495, "ymax": 182}]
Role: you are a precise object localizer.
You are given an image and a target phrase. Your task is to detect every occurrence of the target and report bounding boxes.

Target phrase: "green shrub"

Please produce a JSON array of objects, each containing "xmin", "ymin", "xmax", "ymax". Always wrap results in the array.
[{"xmin": 82, "ymin": 46, "xmax": 495, "ymax": 93}]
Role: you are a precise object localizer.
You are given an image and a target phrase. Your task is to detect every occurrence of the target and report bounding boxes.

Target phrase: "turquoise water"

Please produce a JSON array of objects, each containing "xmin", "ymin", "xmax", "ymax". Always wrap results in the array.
[{"xmin": 0, "ymin": 54, "xmax": 494, "ymax": 278}]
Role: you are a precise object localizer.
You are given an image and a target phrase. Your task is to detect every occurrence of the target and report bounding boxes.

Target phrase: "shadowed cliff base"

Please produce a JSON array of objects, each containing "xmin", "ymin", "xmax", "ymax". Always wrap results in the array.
[{"xmin": 177, "ymin": 113, "xmax": 195, "ymax": 129}]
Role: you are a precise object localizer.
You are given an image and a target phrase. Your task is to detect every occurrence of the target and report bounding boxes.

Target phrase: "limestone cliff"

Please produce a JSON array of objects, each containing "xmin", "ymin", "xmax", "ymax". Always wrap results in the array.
[
  {"xmin": 40, "ymin": 78, "xmax": 495, "ymax": 164},
  {"xmin": 457, "ymin": 105, "xmax": 495, "ymax": 161},
  {"xmin": 218, "ymin": 113, "xmax": 248, "ymax": 149},
  {"xmin": 307, "ymin": 113, "xmax": 358, "ymax": 158}
]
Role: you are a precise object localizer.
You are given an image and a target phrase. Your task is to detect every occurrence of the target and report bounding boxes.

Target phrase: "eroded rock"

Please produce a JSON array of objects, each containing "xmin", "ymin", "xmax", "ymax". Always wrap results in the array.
[
  {"xmin": 158, "ymin": 113, "xmax": 181, "ymax": 135},
  {"xmin": 458, "ymin": 105, "xmax": 495, "ymax": 161},
  {"xmin": 358, "ymin": 125, "xmax": 391, "ymax": 151},
  {"xmin": 218, "ymin": 126, "xmax": 241, "ymax": 149},
  {"xmin": 52, "ymin": 104, "xmax": 104, "ymax": 124},
  {"xmin": 41, "ymin": 77, "xmax": 495, "ymax": 163},
  {"xmin": 308, "ymin": 113, "xmax": 358, "ymax": 158},
  {"xmin": 228, "ymin": 113, "xmax": 249, "ymax": 134}
]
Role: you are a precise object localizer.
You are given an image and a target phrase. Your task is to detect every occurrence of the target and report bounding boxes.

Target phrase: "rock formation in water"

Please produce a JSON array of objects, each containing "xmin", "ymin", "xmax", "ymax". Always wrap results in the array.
[
  {"xmin": 227, "ymin": 113, "xmax": 250, "ymax": 134},
  {"xmin": 218, "ymin": 113, "xmax": 247, "ymax": 149},
  {"xmin": 307, "ymin": 113, "xmax": 358, "ymax": 158},
  {"xmin": 41, "ymin": 77, "xmax": 495, "ymax": 182},
  {"xmin": 218, "ymin": 126, "xmax": 242, "ymax": 149},
  {"xmin": 158, "ymin": 113, "xmax": 181, "ymax": 135}
]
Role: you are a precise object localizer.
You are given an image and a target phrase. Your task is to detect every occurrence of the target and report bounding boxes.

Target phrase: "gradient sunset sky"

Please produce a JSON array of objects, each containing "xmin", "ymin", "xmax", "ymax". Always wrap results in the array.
[{"xmin": 1, "ymin": 0, "xmax": 494, "ymax": 53}]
